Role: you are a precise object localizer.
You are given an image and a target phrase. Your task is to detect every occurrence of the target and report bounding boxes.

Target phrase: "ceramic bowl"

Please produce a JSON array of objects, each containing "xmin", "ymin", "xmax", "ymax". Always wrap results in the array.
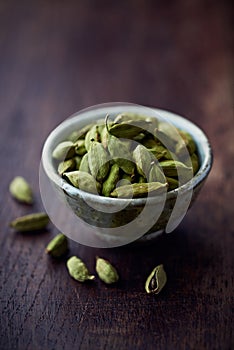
[{"xmin": 41, "ymin": 103, "xmax": 213, "ymax": 247}]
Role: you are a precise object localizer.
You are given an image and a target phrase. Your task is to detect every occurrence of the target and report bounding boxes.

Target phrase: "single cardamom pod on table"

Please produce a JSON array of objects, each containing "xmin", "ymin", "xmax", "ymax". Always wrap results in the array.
[
  {"xmin": 67, "ymin": 256, "xmax": 95, "ymax": 282},
  {"xmin": 96, "ymin": 257, "xmax": 119, "ymax": 284},
  {"xmin": 10, "ymin": 212, "xmax": 49, "ymax": 232},
  {"xmin": 9, "ymin": 176, "xmax": 33, "ymax": 204}
]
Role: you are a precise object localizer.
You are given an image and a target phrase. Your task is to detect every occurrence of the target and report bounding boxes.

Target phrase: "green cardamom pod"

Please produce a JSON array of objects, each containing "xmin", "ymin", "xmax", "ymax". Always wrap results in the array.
[
  {"xmin": 9, "ymin": 176, "xmax": 33, "ymax": 204},
  {"xmin": 178, "ymin": 130, "xmax": 196, "ymax": 155},
  {"xmin": 111, "ymin": 182, "xmax": 168, "ymax": 198},
  {"xmin": 102, "ymin": 164, "xmax": 120, "ymax": 197},
  {"xmin": 74, "ymin": 139, "xmax": 87, "ymax": 156},
  {"xmin": 133, "ymin": 144, "xmax": 153, "ymax": 177},
  {"xmin": 63, "ymin": 171, "xmax": 101, "ymax": 194},
  {"xmin": 138, "ymin": 175, "xmax": 146, "ymax": 183},
  {"xmin": 52, "ymin": 141, "xmax": 76, "ymax": 160},
  {"xmin": 79, "ymin": 153, "xmax": 90, "ymax": 173},
  {"xmin": 140, "ymin": 136, "xmax": 158, "ymax": 149},
  {"xmin": 122, "ymin": 173, "xmax": 134, "ymax": 183},
  {"xmin": 85, "ymin": 125, "xmax": 100, "ymax": 151},
  {"xmin": 46, "ymin": 233, "xmax": 68, "ymax": 257},
  {"xmin": 145, "ymin": 264, "xmax": 167, "ymax": 295},
  {"xmin": 100, "ymin": 126, "xmax": 110, "ymax": 149},
  {"xmin": 149, "ymin": 164, "xmax": 166, "ymax": 183},
  {"xmin": 67, "ymin": 130, "xmax": 80, "ymax": 142},
  {"xmin": 155, "ymin": 129, "xmax": 177, "ymax": 152},
  {"xmin": 10, "ymin": 212, "xmax": 49, "ymax": 232},
  {"xmin": 166, "ymin": 177, "xmax": 179, "ymax": 190},
  {"xmin": 67, "ymin": 256, "xmax": 95, "ymax": 282},
  {"xmin": 114, "ymin": 113, "xmax": 158, "ymax": 128},
  {"xmin": 149, "ymin": 144, "xmax": 172, "ymax": 160},
  {"xmin": 158, "ymin": 121, "xmax": 181, "ymax": 143},
  {"xmin": 108, "ymin": 135, "xmax": 135, "ymax": 175},
  {"xmin": 109, "ymin": 119, "xmax": 153, "ymax": 139},
  {"xmin": 96, "ymin": 257, "xmax": 119, "ymax": 284},
  {"xmin": 74, "ymin": 155, "xmax": 82, "ymax": 170},
  {"xmin": 58, "ymin": 158, "xmax": 76, "ymax": 175},
  {"xmin": 88, "ymin": 141, "xmax": 110, "ymax": 182},
  {"xmin": 159, "ymin": 160, "xmax": 193, "ymax": 179}
]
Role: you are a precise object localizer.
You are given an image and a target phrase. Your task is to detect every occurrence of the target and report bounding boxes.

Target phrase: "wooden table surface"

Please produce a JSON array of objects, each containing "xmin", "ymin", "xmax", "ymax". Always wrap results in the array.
[{"xmin": 0, "ymin": 1, "xmax": 233, "ymax": 349}]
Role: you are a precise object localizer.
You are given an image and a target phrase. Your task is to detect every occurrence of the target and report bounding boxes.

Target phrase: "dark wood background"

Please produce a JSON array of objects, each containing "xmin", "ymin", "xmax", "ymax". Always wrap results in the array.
[{"xmin": 0, "ymin": 1, "xmax": 233, "ymax": 349}]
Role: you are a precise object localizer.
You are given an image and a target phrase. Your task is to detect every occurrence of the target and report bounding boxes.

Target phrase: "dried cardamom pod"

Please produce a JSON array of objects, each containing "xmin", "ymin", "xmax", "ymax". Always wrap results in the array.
[
  {"xmin": 79, "ymin": 153, "xmax": 90, "ymax": 173},
  {"xmin": 140, "ymin": 136, "xmax": 158, "ymax": 149},
  {"xmin": 122, "ymin": 173, "xmax": 134, "ymax": 183},
  {"xmin": 138, "ymin": 175, "xmax": 146, "ymax": 183},
  {"xmin": 74, "ymin": 139, "xmax": 87, "ymax": 156},
  {"xmin": 58, "ymin": 158, "xmax": 76, "ymax": 175},
  {"xmin": 67, "ymin": 256, "xmax": 95, "ymax": 282},
  {"xmin": 9, "ymin": 176, "xmax": 33, "ymax": 204},
  {"xmin": 96, "ymin": 257, "xmax": 119, "ymax": 284},
  {"xmin": 111, "ymin": 182, "xmax": 167, "ymax": 198},
  {"xmin": 149, "ymin": 163, "xmax": 166, "ymax": 183},
  {"xmin": 74, "ymin": 155, "xmax": 82, "ymax": 170},
  {"xmin": 149, "ymin": 144, "xmax": 172, "ymax": 160},
  {"xmin": 52, "ymin": 141, "xmax": 76, "ymax": 160},
  {"xmin": 108, "ymin": 135, "xmax": 135, "ymax": 175},
  {"xmin": 159, "ymin": 160, "xmax": 193, "ymax": 179},
  {"xmin": 46, "ymin": 233, "xmax": 68, "ymax": 257},
  {"xmin": 133, "ymin": 145, "xmax": 152, "ymax": 177},
  {"xmin": 155, "ymin": 129, "xmax": 177, "ymax": 152},
  {"xmin": 158, "ymin": 121, "xmax": 181, "ymax": 143},
  {"xmin": 100, "ymin": 126, "xmax": 110, "ymax": 149},
  {"xmin": 88, "ymin": 141, "xmax": 110, "ymax": 182},
  {"xmin": 145, "ymin": 264, "xmax": 167, "ymax": 295},
  {"xmin": 85, "ymin": 125, "xmax": 100, "ymax": 151},
  {"xmin": 102, "ymin": 164, "xmax": 120, "ymax": 197},
  {"xmin": 114, "ymin": 113, "xmax": 158, "ymax": 128},
  {"xmin": 63, "ymin": 171, "xmax": 101, "ymax": 194},
  {"xmin": 109, "ymin": 119, "xmax": 151, "ymax": 139},
  {"xmin": 177, "ymin": 130, "xmax": 196, "ymax": 155},
  {"xmin": 166, "ymin": 177, "xmax": 179, "ymax": 190},
  {"xmin": 10, "ymin": 212, "xmax": 49, "ymax": 232}
]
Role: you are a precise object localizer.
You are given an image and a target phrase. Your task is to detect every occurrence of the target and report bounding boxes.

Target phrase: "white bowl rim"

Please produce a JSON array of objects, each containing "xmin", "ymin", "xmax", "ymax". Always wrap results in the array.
[{"xmin": 42, "ymin": 103, "xmax": 213, "ymax": 206}]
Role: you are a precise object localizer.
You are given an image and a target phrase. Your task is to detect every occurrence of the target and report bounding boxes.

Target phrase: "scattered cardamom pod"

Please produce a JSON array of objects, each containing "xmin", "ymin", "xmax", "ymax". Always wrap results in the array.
[
  {"xmin": 96, "ymin": 257, "xmax": 119, "ymax": 284},
  {"xmin": 9, "ymin": 176, "xmax": 33, "ymax": 204},
  {"xmin": 10, "ymin": 212, "xmax": 49, "ymax": 232},
  {"xmin": 67, "ymin": 256, "xmax": 95, "ymax": 282},
  {"xmin": 46, "ymin": 233, "xmax": 68, "ymax": 257},
  {"xmin": 145, "ymin": 264, "xmax": 167, "ymax": 295}
]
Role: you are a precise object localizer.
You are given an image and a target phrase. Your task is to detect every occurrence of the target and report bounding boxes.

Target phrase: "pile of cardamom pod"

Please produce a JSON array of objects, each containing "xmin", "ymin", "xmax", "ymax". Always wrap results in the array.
[{"xmin": 52, "ymin": 113, "xmax": 199, "ymax": 198}]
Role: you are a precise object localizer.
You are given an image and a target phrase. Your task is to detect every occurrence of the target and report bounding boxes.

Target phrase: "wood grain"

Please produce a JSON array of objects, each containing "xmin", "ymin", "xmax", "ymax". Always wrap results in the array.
[{"xmin": 0, "ymin": 1, "xmax": 233, "ymax": 349}]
